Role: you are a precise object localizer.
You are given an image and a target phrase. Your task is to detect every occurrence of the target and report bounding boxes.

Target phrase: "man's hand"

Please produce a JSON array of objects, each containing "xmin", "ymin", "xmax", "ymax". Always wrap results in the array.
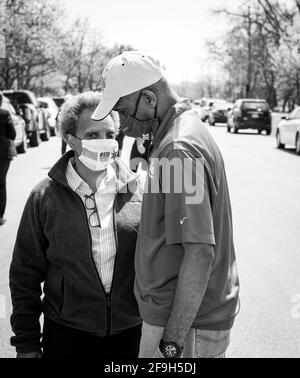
[
  {"xmin": 138, "ymin": 322, "xmax": 165, "ymax": 358},
  {"xmin": 17, "ymin": 351, "xmax": 43, "ymax": 359},
  {"xmin": 152, "ymin": 348, "xmax": 165, "ymax": 359}
]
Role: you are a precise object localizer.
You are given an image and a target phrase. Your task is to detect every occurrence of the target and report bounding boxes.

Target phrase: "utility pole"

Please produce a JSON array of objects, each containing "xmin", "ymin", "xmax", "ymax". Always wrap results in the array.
[{"xmin": 246, "ymin": 5, "xmax": 252, "ymax": 98}]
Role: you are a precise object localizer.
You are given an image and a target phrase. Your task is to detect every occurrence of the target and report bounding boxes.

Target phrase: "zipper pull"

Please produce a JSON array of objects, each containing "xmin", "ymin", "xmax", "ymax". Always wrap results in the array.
[{"xmin": 107, "ymin": 295, "xmax": 111, "ymax": 306}]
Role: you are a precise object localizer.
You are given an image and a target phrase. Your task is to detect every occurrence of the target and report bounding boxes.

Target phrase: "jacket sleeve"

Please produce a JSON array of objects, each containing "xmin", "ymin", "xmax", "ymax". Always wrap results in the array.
[
  {"xmin": 9, "ymin": 189, "xmax": 48, "ymax": 354},
  {"xmin": 5, "ymin": 112, "xmax": 16, "ymax": 140}
]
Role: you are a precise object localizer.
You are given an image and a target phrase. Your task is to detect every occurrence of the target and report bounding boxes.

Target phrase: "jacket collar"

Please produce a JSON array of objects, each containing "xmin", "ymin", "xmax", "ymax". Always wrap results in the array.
[
  {"xmin": 48, "ymin": 150, "xmax": 138, "ymax": 193},
  {"xmin": 152, "ymin": 98, "xmax": 192, "ymax": 149}
]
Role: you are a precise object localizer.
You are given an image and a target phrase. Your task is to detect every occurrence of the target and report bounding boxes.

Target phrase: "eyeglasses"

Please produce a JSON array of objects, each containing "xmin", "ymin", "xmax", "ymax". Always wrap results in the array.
[{"xmin": 84, "ymin": 194, "xmax": 101, "ymax": 228}]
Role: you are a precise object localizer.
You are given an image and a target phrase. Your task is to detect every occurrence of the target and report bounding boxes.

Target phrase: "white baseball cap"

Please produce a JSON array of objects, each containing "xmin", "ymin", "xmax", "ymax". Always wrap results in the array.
[{"xmin": 92, "ymin": 51, "xmax": 164, "ymax": 121}]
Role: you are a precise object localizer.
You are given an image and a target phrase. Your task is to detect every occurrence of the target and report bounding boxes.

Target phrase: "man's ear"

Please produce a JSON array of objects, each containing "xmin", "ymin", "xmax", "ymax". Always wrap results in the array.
[{"xmin": 141, "ymin": 90, "xmax": 157, "ymax": 109}]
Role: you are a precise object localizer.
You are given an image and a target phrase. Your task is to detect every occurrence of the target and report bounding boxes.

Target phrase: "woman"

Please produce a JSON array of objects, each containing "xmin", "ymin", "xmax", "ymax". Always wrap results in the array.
[
  {"xmin": 0, "ymin": 92, "xmax": 16, "ymax": 226},
  {"xmin": 10, "ymin": 92, "xmax": 142, "ymax": 359}
]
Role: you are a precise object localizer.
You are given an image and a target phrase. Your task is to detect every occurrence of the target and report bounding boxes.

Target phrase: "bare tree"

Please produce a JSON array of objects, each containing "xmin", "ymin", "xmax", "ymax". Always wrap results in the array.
[{"xmin": 0, "ymin": 0, "xmax": 66, "ymax": 91}]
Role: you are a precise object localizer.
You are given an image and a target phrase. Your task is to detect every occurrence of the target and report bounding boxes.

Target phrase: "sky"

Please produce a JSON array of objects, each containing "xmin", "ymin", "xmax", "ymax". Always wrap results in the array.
[{"xmin": 63, "ymin": 0, "xmax": 246, "ymax": 84}]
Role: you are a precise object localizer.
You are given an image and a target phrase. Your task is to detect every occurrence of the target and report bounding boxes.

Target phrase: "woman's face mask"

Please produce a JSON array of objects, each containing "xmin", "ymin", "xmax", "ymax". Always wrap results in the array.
[
  {"xmin": 68, "ymin": 136, "xmax": 119, "ymax": 172},
  {"xmin": 121, "ymin": 92, "xmax": 160, "ymax": 138}
]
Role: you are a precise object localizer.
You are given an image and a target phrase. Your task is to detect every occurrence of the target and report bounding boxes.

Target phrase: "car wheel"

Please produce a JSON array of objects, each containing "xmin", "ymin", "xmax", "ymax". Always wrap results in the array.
[
  {"xmin": 296, "ymin": 134, "xmax": 300, "ymax": 155},
  {"xmin": 16, "ymin": 138, "xmax": 28, "ymax": 154},
  {"xmin": 276, "ymin": 130, "xmax": 285, "ymax": 149},
  {"xmin": 266, "ymin": 129, "xmax": 272, "ymax": 136},
  {"xmin": 41, "ymin": 129, "xmax": 50, "ymax": 142},
  {"xmin": 30, "ymin": 129, "xmax": 40, "ymax": 147},
  {"xmin": 50, "ymin": 127, "xmax": 56, "ymax": 137}
]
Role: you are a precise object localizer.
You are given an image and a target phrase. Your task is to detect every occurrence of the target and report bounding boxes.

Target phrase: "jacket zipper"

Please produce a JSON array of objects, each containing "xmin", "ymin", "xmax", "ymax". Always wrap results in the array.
[
  {"xmin": 67, "ymin": 188, "xmax": 112, "ymax": 336},
  {"xmin": 65, "ymin": 180, "xmax": 133, "ymax": 336},
  {"xmin": 105, "ymin": 199, "xmax": 119, "ymax": 336}
]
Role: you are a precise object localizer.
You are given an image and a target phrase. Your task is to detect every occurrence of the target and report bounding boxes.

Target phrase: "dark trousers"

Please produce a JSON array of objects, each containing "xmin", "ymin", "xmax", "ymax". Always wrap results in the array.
[
  {"xmin": 0, "ymin": 159, "xmax": 11, "ymax": 218},
  {"xmin": 42, "ymin": 317, "xmax": 142, "ymax": 359}
]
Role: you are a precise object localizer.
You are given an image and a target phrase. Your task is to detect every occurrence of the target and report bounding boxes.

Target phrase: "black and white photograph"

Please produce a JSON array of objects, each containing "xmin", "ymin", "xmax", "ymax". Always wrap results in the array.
[{"xmin": 0, "ymin": 0, "xmax": 300, "ymax": 362}]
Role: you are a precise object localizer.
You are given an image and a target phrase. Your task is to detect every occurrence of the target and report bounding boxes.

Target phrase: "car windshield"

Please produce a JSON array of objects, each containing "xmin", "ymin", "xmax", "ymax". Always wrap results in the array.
[
  {"xmin": 38, "ymin": 101, "xmax": 48, "ymax": 108},
  {"xmin": 242, "ymin": 101, "xmax": 269, "ymax": 111},
  {"xmin": 5, "ymin": 92, "xmax": 36, "ymax": 106},
  {"xmin": 53, "ymin": 98, "xmax": 65, "ymax": 108},
  {"xmin": 215, "ymin": 103, "xmax": 232, "ymax": 110},
  {"xmin": 207, "ymin": 100, "xmax": 226, "ymax": 107}
]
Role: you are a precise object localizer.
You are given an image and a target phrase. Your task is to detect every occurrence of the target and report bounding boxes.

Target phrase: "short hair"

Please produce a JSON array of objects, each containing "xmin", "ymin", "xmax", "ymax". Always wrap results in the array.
[
  {"xmin": 57, "ymin": 91, "xmax": 119, "ymax": 141},
  {"xmin": 144, "ymin": 77, "xmax": 170, "ymax": 96}
]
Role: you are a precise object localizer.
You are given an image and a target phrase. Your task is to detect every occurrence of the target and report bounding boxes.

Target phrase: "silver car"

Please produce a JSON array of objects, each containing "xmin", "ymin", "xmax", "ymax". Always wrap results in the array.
[{"xmin": 276, "ymin": 107, "xmax": 300, "ymax": 155}]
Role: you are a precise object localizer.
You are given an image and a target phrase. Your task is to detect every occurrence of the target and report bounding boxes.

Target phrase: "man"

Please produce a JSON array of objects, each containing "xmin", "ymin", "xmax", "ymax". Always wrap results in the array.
[
  {"xmin": 0, "ymin": 92, "xmax": 16, "ymax": 226},
  {"xmin": 92, "ymin": 51, "xmax": 240, "ymax": 358}
]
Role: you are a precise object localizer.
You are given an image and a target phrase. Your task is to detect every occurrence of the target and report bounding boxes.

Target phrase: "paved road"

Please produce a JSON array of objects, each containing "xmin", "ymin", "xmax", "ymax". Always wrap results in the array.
[{"xmin": 0, "ymin": 123, "xmax": 300, "ymax": 358}]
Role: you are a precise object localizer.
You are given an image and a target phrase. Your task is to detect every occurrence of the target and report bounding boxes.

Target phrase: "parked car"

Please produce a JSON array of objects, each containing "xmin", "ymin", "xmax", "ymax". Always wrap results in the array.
[
  {"xmin": 3, "ymin": 90, "xmax": 50, "ymax": 146},
  {"xmin": 227, "ymin": 99, "xmax": 272, "ymax": 135},
  {"xmin": 197, "ymin": 98, "xmax": 227, "ymax": 122},
  {"xmin": 2, "ymin": 95, "xmax": 27, "ymax": 154},
  {"xmin": 276, "ymin": 107, "xmax": 300, "ymax": 155},
  {"xmin": 208, "ymin": 102, "xmax": 234, "ymax": 125},
  {"xmin": 38, "ymin": 97, "xmax": 59, "ymax": 137}
]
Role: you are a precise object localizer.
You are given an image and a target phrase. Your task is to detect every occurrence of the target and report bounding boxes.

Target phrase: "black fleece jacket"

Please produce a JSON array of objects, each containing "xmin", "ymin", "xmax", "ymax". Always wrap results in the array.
[{"xmin": 9, "ymin": 151, "xmax": 143, "ymax": 354}]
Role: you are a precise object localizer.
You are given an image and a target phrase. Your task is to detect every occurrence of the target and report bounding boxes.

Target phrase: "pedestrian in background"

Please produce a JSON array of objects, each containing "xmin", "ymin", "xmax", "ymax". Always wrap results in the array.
[
  {"xmin": 92, "ymin": 51, "xmax": 240, "ymax": 359},
  {"xmin": 10, "ymin": 92, "xmax": 142, "ymax": 359},
  {"xmin": 0, "ymin": 92, "xmax": 16, "ymax": 226}
]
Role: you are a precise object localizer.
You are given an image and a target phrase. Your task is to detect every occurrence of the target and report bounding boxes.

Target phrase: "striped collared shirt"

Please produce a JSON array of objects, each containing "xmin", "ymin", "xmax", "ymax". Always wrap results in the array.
[{"xmin": 66, "ymin": 158, "xmax": 117, "ymax": 294}]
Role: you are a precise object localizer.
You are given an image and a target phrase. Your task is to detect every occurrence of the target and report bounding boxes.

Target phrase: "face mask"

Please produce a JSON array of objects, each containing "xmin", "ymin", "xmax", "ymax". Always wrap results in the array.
[
  {"xmin": 74, "ymin": 138, "xmax": 119, "ymax": 172},
  {"xmin": 121, "ymin": 92, "xmax": 160, "ymax": 138}
]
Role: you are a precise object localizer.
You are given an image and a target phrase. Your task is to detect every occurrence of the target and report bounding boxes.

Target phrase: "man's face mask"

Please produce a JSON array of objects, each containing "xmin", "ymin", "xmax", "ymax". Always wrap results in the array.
[
  {"xmin": 121, "ymin": 91, "xmax": 160, "ymax": 138},
  {"xmin": 68, "ymin": 136, "xmax": 119, "ymax": 172}
]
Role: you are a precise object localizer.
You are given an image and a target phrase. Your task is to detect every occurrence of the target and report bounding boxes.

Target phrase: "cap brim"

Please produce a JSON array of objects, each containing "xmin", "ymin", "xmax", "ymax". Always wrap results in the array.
[{"xmin": 91, "ymin": 96, "xmax": 119, "ymax": 121}]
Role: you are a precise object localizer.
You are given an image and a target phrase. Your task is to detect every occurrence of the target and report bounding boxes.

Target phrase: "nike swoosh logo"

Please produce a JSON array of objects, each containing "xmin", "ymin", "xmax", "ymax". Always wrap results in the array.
[{"xmin": 180, "ymin": 217, "xmax": 188, "ymax": 225}]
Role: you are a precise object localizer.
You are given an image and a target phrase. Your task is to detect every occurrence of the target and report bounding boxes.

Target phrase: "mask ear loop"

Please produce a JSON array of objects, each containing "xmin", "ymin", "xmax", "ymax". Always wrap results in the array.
[{"xmin": 66, "ymin": 134, "xmax": 83, "ymax": 156}]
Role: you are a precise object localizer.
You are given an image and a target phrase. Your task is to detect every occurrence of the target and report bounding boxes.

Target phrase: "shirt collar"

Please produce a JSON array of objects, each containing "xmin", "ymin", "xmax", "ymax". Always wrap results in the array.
[
  {"xmin": 152, "ymin": 98, "xmax": 192, "ymax": 148},
  {"xmin": 66, "ymin": 158, "xmax": 83, "ymax": 192},
  {"xmin": 66, "ymin": 158, "xmax": 117, "ymax": 193}
]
